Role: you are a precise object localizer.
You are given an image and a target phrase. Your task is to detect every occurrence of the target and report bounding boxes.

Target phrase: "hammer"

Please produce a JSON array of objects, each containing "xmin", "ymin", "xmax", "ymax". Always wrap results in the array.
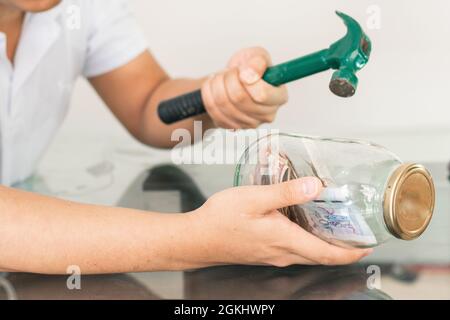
[{"xmin": 158, "ymin": 11, "xmax": 371, "ymax": 125}]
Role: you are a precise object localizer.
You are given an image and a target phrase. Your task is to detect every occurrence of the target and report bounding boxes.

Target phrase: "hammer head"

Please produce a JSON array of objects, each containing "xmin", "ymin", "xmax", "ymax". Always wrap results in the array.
[{"xmin": 327, "ymin": 11, "xmax": 372, "ymax": 97}]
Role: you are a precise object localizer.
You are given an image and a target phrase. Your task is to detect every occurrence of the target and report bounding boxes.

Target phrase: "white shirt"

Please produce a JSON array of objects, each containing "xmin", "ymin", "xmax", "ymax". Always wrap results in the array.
[{"xmin": 0, "ymin": 0, "xmax": 148, "ymax": 186}]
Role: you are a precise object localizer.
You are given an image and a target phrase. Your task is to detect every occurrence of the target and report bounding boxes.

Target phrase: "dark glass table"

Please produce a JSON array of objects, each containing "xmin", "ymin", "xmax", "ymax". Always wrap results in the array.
[{"xmin": 1, "ymin": 162, "xmax": 449, "ymax": 300}]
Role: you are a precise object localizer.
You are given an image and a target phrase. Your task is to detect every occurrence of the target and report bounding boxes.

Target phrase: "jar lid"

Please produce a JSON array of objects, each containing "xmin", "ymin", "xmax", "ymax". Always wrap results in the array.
[{"xmin": 383, "ymin": 164, "xmax": 435, "ymax": 240}]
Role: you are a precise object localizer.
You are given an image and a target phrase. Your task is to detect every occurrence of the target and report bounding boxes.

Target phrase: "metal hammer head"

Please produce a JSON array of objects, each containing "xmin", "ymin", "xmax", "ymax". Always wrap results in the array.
[{"xmin": 327, "ymin": 11, "xmax": 372, "ymax": 97}]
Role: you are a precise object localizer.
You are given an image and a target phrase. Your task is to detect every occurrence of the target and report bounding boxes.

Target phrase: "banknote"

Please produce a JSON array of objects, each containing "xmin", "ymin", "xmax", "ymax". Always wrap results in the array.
[
  {"xmin": 250, "ymin": 144, "xmax": 378, "ymax": 247},
  {"xmin": 302, "ymin": 202, "xmax": 378, "ymax": 247}
]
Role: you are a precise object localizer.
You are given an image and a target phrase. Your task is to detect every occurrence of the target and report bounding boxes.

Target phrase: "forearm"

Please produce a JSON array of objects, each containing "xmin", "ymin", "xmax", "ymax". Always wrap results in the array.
[
  {"xmin": 0, "ymin": 186, "xmax": 209, "ymax": 274},
  {"xmin": 90, "ymin": 52, "xmax": 215, "ymax": 149},
  {"xmin": 138, "ymin": 78, "xmax": 215, "ymax": 148}
]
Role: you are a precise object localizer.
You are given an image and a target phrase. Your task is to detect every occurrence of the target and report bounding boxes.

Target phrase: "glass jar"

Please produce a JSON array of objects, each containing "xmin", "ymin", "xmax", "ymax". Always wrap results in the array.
[{"xmin": 234, "ymin": 133, "xmax": 435, "ymax": 248}]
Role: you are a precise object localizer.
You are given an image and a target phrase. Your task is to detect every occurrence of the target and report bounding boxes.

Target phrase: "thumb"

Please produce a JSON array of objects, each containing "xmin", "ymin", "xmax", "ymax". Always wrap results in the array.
[
  {"xmin": 244, "ymin": 177, "xmax": 323, "ymax": 213},
  {"xmin": 239, "ymin": 55, "xmax": 269, "ymax": 85}
]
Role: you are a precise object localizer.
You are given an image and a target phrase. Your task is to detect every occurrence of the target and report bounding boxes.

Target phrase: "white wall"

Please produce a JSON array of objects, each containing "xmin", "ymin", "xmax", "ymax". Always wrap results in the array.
[{"xmin": 56, "ymin": 0, "xmax": 450, "ymax": 163}]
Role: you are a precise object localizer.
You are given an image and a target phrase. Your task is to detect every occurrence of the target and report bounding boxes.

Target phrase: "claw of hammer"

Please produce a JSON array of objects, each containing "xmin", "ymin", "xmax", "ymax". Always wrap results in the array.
[
  {"xmin": 327, "ymin": 11, "xmax": 372, "ymax": 97},
  {"xmin": 262, "ymin": 11, "xmax": 372, "ymax": 97}
]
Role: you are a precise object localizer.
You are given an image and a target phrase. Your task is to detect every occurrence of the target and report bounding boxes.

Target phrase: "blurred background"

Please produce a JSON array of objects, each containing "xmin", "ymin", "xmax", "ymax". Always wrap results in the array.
[{"xmin": 48, "ymin": 0, "xmax": 450, "ymax": 164}]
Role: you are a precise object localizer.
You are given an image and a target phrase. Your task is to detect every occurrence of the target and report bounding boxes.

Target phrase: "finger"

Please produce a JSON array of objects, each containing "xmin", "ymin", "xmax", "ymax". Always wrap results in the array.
[
  {"xmin": 289, "ymin": 255, "xmax": 318, "ymax": 266},
  {"xmin": 246, "ymin": 80, "xmax": 289, "ymax": 106},
  {"xmin": 269, "ymin": 254, "xmax": 318, "ymax": 268},
  {"xmin": 224, "ymin": 68, "xmax": 279, "ymax": 120},
  {"xmin": 239, "ymin": 54, "xmax": 269, "ymax": 85},
  {"xmin": 258, "ymin": 212, "xmax": 318, "ymax": 266},
  {"xmin": 210, "ymin": 72, "xmax": 260, "ymax": 128},
  {"xmin": 241, "ymin": 177, "xmax": 323, "ymax": 213},
  {"xmin": 287, "ymin": 226, "xmax": 374, "ymax": 266},
  {"xmin": 228, "ymin": 46, "xmax": 272, "ymax": 69},
  {"xmin": 202, "ymin": 77, "xmax": 241, "ymax": 129}
]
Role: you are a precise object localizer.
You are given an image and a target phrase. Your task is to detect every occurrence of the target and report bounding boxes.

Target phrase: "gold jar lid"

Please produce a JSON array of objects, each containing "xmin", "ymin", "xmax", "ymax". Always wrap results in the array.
[{"xmin": 383, "ymin": 164, "xmax": 435, "ymax": 240}]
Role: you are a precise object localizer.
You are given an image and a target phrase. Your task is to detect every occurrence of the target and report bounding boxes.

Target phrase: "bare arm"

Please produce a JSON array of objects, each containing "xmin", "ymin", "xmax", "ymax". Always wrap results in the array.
[
  {"xmin": 89, "ymin": 51, "xmax": 214, "ymax": 148},
  {"xmin": 0, "ymin": 179, "xmax": 371, "ymax": 275},
  {"xmin": 0, "ymin": 185, "xmax": 202, "ymax": 274}
]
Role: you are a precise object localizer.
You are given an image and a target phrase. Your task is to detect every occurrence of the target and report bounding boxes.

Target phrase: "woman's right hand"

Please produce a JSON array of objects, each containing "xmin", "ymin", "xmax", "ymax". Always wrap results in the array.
[{"xmin": 188, "ymin": 177, "xmax": 373, "ymax": 267}]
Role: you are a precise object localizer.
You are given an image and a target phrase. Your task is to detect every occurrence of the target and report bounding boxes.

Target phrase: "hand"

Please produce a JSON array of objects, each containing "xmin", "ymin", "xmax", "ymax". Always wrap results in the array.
[
  {"xmin": 201, "ymin": 47, "xmax": 288, "ymax": 129},
  {"xmin": 190, "ymin": 177, "xmax": 373, "ymax": 267}
]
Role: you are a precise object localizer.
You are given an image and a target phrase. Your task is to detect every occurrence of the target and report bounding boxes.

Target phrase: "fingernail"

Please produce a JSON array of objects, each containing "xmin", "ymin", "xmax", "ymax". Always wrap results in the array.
[
  {"xmin": 240, "ymin": 68, "xmax": 260, "ymax": 84},
  {"xmin": 301, "ymin": 178, "xmax": 320, "ymax": 196},
  {"xmin": 364, "ymin": 249, "xmax": 374, "ymax": 256}
]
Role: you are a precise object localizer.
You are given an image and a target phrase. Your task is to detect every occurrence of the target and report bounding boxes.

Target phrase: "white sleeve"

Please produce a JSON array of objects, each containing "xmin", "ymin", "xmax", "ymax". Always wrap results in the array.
[{"xmin": 82, "ymin": 0, "xmax": 148, "ymax": 78}]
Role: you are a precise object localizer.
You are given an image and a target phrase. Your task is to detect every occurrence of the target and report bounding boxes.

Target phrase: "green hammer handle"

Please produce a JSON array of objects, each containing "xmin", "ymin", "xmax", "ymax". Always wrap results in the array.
[
  {"xmin": 158, "ymin": 49, "xmax": 331, "ymax": 124},
  {"xmin": 263, "ymin": 49, "xmax": 330, "ymax": 86}
]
